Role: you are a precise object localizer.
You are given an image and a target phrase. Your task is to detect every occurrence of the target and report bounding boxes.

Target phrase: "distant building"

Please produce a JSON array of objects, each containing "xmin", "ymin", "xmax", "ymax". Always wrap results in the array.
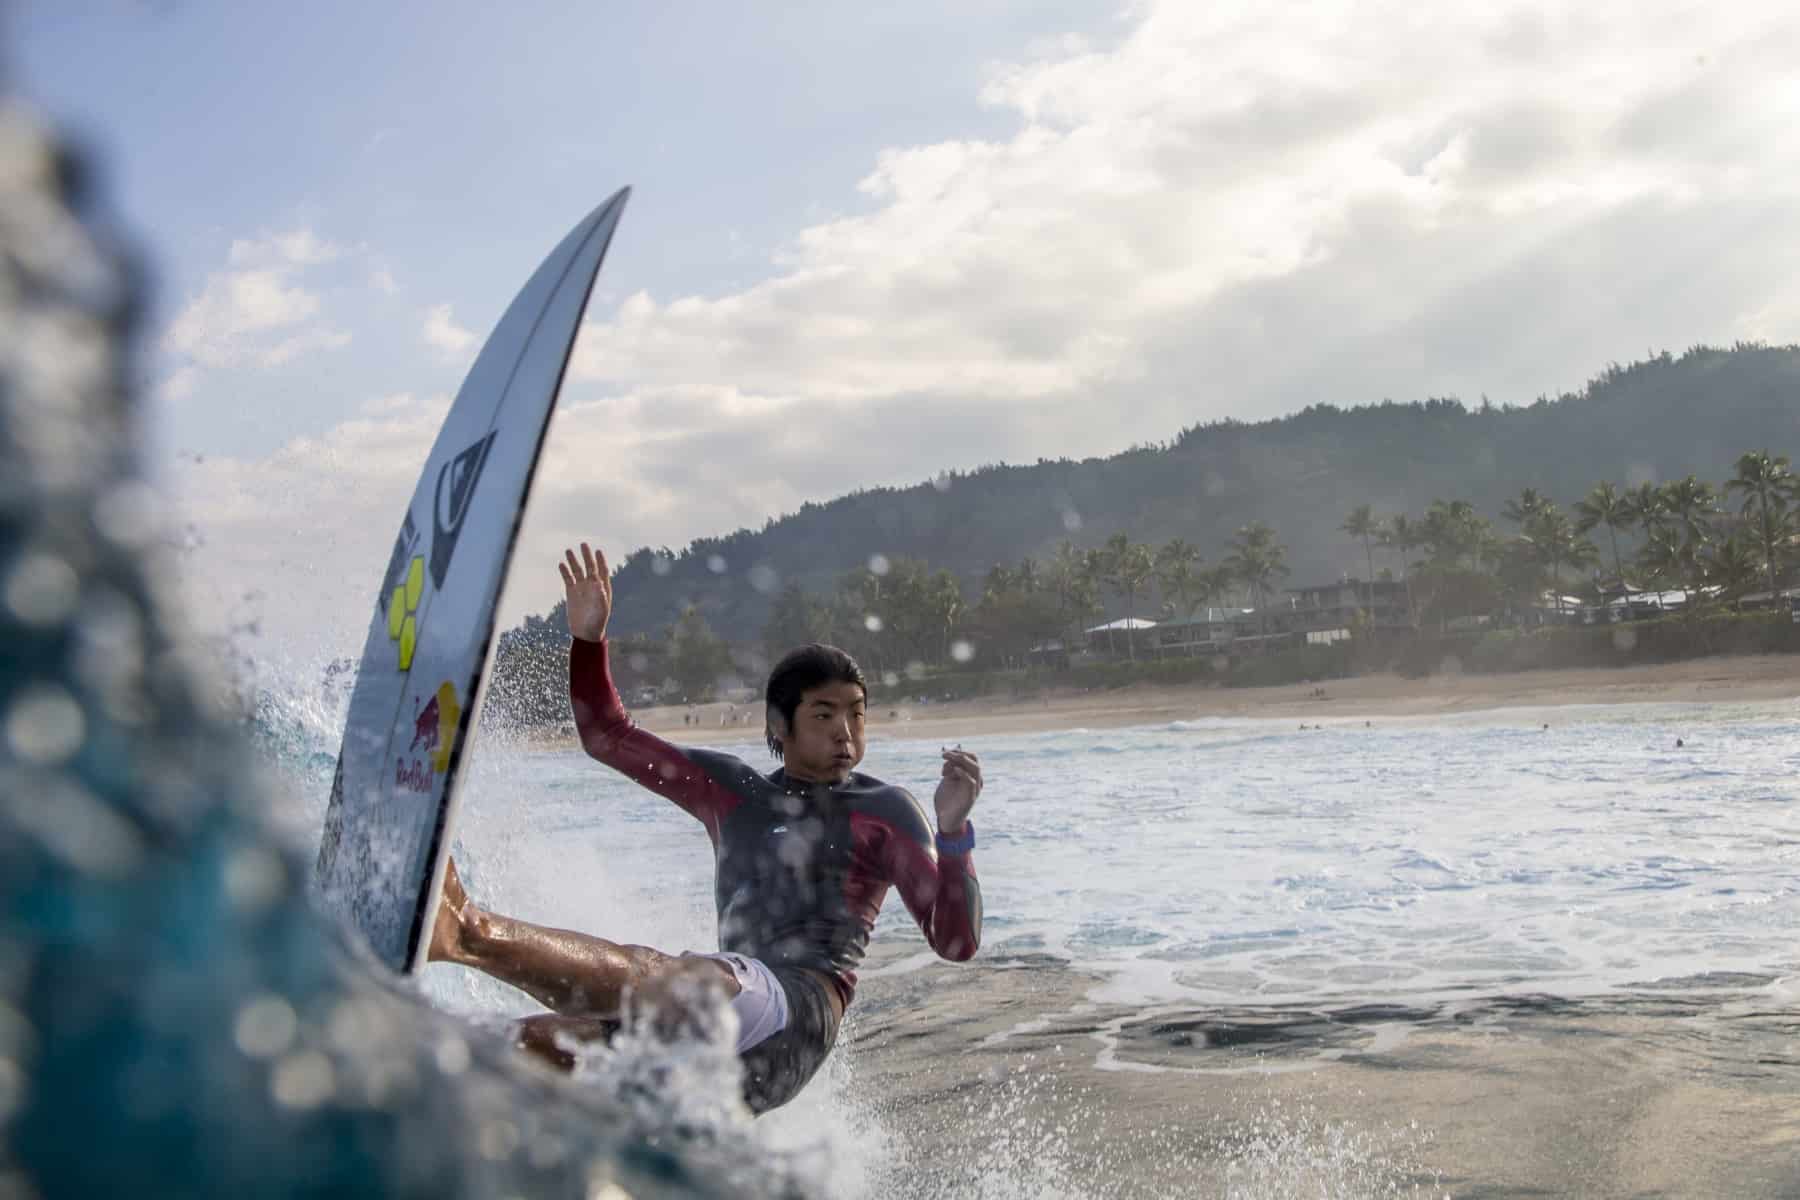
[
  {"xmin": 1151, "ymin": 607, "xmax": 1253, "ymax": 655},
  {"xmin": 1278, "ymin": 578, "xmax": 1409, "ymax": 636},
  {"xmin": 1084, "ymin": 616, "xmax": 1159, "ymax": 658}
]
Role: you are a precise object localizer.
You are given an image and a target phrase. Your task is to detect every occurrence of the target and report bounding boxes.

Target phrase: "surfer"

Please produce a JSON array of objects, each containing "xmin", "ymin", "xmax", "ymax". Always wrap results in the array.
[{"xmin": 429, "ymin": 542, "xmax": 983, "ymax": 1113}]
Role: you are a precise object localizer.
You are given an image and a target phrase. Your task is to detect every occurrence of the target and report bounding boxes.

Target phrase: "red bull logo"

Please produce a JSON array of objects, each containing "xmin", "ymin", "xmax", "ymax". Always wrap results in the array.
[
  {"xmin": 411, "ymin": 695, "xmax": 441, "ymax": 755},
  {"xmin": 395, "ymin": 681, "xmax": 461, "ymax": 794}
]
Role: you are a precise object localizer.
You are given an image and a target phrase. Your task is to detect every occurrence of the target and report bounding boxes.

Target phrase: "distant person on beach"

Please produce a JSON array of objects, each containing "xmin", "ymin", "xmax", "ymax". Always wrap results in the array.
[{"xmin": 429, "ymin": 543, "xmax": 983, "ymax": 1113}]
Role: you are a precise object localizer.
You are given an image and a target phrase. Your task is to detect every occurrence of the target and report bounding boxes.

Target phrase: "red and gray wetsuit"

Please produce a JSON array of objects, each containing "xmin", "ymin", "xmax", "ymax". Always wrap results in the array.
[{"xmin": 568, "ymin": 637, "xmax": 982, "ymax": 1110}]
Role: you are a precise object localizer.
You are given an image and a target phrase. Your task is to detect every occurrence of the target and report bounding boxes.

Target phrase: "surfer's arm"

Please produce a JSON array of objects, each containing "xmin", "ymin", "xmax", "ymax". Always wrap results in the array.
[
  {"xmin": 877, "ymin": 794, "xmax": 982, "ymax": 962},
  {"xmin": 568, "ymin": 637, "xmax": 738, "ymax": 831}
]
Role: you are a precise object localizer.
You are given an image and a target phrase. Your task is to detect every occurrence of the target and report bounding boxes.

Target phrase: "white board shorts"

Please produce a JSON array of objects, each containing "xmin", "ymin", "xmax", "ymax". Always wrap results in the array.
[{"xmin": 684, "ymin": 951, "xmax": 790, "ymax": 1053}]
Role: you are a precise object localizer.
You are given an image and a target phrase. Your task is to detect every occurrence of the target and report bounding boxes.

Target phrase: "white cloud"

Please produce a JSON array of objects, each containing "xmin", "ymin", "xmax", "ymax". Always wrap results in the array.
[
  {"xmin": 158, "ymin": 364, "xmax": 200, "ymax": 403},
  {"xmin": 168, "ymin": 0, "xmax": 1800, "ymax": 649},
  {"xmin": 229, "ymin": 229, "xmax": 343, "ymax": 268},
  {"xmin": 422, "ymin": 303, "xmax": 477, "ymax": 358},
  {"xmin": 568, "ymin": 0, "xmax": 1800, "ymax": 464},
  {"xmin": 371, "ymin": 266, "xmax": 399, "ymax": 295},
  {"xmin": 162, "ymin": 229, "xmax": 351, "ymax": 382}
]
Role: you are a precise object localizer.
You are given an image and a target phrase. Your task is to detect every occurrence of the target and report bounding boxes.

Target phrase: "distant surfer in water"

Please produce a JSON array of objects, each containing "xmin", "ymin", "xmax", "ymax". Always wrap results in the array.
[{"xmin": 429, "ymin": 543, "xmax": 983, "ymax": 1113}]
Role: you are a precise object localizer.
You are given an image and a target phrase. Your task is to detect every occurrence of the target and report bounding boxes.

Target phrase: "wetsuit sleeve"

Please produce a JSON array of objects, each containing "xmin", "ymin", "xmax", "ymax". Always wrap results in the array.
[
  {"xmin": 877, "ymin": 792, "xmax": 982, "ymax": 962},
  {"xmin": 568, "ymin": 637, "xmax": 739, "ymax": 835}
]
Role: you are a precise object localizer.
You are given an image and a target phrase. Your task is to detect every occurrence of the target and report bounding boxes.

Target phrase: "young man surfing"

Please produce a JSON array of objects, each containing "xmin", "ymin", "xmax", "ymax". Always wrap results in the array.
[{"xmin": 429, "ymin": 543, "xmax": 983, "ymax": 1113}]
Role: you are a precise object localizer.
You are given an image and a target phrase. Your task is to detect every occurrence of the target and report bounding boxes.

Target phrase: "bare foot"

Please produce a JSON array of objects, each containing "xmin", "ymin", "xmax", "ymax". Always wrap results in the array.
[{"xmin": 428, "ymin": 856, "xmax": 474, "ymax": 963}]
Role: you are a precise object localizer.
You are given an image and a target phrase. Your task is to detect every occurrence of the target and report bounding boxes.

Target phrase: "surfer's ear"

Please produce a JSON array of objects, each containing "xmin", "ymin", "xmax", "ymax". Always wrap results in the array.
[{"xmin": 765, "ymin": 704, "xmax": 787, "ymax": 760}]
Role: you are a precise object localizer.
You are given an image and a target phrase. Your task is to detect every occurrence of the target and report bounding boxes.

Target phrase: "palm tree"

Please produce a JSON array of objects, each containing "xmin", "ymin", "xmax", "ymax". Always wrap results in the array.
[
  {"xmin": 1421, "ymin": 499, "xmax": 1486, "ymax": 569},
  {"xmin": 927, "ymin": 571, "xmax": 964, "ymax": 664},
  {"xmin": 1661, "ymin": 475, "xmax": 1718, "ymax": 543},
  {"xmin": 1154, "ymin": 539, "xmax": 1203, "ymax": 657},
  {"xmin": 1048, "ymin": 540, "xmax": 1101, "ymax": 652},
  {"xmin": 1502, "ymin": 488, "xmax": 1550, "ymax": 529},
  {"xmin": 1660, "ymin": 475, "xmax": 1720, "ymax": 597},
  {"xmin": 1523, "ymin": 506, "xmax": 1597, "ymax": 616},
  {"xmin": 1101, "ymin": 533, "xmax": 1155, "ymax": 661},
  {"xmin": 1340, "ymin": 504, "xmax": 1380, "ymax": 615},
  {"xmin": 1636, "ymin": 526, "xmax": 1695, "ymax": 607},
  {"xmin": 1724, "ymin": 450, "xmax": 1800, "ymax": 597},
  {"xmin": 1573, "ymin": 481, "xmax": 1633, "ymax": 588},
  {"xmin": 1703, "ymin": 533, "xmax": 1762, "ymax": 605},
  {"xmin": 1382, "ymin": 514, "xmax": 1422, "ymax": 627},
  {"xmin": 1626, "ymin": 481, "xmax": 1667, "ymax": 539},
  {"xmin": 1224, "ymin": 522, "xmax": 1289, "ymax": 641}
]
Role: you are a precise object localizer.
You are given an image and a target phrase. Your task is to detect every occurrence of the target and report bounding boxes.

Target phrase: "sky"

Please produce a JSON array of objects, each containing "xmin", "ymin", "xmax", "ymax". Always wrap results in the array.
[{"xmin": 14, "ymin": 1, "xmax": 1800, "ymax": 655}]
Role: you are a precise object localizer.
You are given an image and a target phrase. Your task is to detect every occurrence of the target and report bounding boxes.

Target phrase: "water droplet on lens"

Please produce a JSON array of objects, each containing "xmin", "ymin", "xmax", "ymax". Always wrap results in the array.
[
  {"xmin": 479, "ymin": 1118, "xmax": 520, "ymax": 1160},
  {"xmin": 951, "ymin": 640, "xmax": 975, "ymax": 663},
  {"xmin": 5, "ymin": 686, "xmax": 85, "ymax": 765},
  {"xmin": 435, "ymin": 1035, "xmax": 470, "ymax": 1076},
  {"xmin": 224, "ymin": 847, "xmax": 287, "ymax": 912},
  {"xmin": 867, "ymin": 554, "xmax": 890, "ymax": 576},
  {"xmin": 0, "ymin": 1057, "xmax": 22, "ymax": 1123},
  {"xmin": 706, "ymin": 554, "xmax": 727, "ymax": 574},
  {"xmin": 270, "ymin": 1050, "xmax": 334, "ymax": 1109},
  {"xmin": 93, "ymin": 480, "xmax": 163, "ymax": 548},
  {"xmin": 3, "ymin": 552, "xmax": 77, "ymax": 627},
  {"xmin": 863, "ymin": 614, "xmax": 883, "ymax": 633},
  {"xmin": 234, "ymin": 994, "xmax": 297, "ymax": 1058}
]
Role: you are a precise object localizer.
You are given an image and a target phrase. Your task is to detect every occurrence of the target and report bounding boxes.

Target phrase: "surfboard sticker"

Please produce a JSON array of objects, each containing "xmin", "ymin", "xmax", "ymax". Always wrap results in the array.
[{"xmin": 315, "ymin": 189, "xmax": 629, "ymax": 972}]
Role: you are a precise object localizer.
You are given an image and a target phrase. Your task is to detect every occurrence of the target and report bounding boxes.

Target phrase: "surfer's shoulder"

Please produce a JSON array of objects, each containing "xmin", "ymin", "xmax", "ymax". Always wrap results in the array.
[
  {"xmin": 849, "ymin": 776, "xmax": 931, "ymax": 842},
  {"xmin": 680, "ymin": 745, "xmax": 767, "ymax": 789}
]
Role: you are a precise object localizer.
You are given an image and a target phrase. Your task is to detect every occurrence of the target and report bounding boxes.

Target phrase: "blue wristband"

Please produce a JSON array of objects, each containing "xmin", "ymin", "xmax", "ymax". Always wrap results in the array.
[{"xmin": 935, "ymin": 821, "xmax": 975, "ymax": 856}]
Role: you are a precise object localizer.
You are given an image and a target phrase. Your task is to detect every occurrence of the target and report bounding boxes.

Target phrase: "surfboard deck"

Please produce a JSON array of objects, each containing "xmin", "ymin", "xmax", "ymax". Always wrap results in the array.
[{"xmin": 315, "ymin": 189, "xmax": 629, "ymax": 973}]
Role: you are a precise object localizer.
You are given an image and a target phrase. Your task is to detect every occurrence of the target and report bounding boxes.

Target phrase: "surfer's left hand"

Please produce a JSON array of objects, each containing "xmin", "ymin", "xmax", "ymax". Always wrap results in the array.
[{"xmin": 934, "ymin": 746, "xmax": 981, "ymax": 834}]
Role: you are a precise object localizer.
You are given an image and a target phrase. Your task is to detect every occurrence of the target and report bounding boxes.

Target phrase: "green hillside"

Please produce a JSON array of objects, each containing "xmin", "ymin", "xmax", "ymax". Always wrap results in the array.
[{"xmin": 594, "ymin": 343, "xmax": 1800, "ymax": 641}]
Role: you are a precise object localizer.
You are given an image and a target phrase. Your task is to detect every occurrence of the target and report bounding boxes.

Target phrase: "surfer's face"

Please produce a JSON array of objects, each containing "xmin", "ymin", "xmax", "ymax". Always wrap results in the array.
[{"xmin": 778, "ymin": 681, "xmax": 867, "ymax": 784}]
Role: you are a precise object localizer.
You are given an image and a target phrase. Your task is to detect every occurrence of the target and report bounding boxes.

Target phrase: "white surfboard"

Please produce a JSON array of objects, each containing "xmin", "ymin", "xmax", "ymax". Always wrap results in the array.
[{"xmin": 315, "ymin": 189, "xmax": 629, "ymax": 973}]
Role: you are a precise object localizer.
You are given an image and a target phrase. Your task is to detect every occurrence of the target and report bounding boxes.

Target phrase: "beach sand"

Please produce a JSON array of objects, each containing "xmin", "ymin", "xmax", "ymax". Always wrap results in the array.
[
  {"xmin": 595, "ymin": 654, "xmax": 1800, "ymax": 750},
  {"xmin": 845, "ymin": 945, "xmax": 1800, "ymax": 1198}
]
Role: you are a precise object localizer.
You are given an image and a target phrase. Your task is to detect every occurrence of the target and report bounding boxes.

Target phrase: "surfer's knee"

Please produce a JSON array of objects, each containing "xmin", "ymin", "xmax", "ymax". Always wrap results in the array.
[
  {"xmin": 625, "ymin": 958, "xmax": 737, "ymax": 1042},
  {"xmin": 513, "ymin": 1014, "xmax": 616, "ymax": 1072}
]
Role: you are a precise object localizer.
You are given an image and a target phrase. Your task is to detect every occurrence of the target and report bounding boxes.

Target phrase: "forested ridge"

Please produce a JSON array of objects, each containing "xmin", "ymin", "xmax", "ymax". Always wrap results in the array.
[
  {"xmin": 482, "ymin": 343, "xmax": 1800, "ymax": 719},
  {"xmin": 596, "ymin": 344, "xmax": 1800, "ymax": 636}
]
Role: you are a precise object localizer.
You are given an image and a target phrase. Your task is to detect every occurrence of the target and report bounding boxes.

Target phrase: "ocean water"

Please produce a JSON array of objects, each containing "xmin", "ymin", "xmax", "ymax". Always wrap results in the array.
[{"xmin": 259, "ymin": 681, "xmax": 1800, "ymax": 1195}]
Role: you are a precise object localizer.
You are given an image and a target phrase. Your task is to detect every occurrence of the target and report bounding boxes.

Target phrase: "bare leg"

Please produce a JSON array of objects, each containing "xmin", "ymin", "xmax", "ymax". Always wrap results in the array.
[
  {"xmin": 513, "ymin": 1013, "xmax": 619, "ymax": 1070},
  {"xmin": 428, "ymin": 858, "xmax": 738, "ymax": 1033}
]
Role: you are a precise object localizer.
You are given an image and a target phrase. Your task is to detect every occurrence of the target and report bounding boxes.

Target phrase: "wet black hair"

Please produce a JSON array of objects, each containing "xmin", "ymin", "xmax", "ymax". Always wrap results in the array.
[{"xmin": 764, "ymin": 643, "xmax": 866, "ymax": 759}]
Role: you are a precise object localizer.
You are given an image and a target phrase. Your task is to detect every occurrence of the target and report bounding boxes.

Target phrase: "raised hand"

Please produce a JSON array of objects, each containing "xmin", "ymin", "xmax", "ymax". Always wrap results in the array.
[
  {"xmin": 934, "ymin": 746, "xmax": 982, "ymax": 835},
  {"xmin": 559, "ymin": 542, "xmax": 612, "ymax": 642}
]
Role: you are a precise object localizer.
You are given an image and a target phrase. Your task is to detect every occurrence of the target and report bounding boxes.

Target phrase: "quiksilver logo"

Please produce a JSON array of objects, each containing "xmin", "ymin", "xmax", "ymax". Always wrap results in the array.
[{"xmin": 430, "ymin": 431, "xmax": 496, "ymax": 589}]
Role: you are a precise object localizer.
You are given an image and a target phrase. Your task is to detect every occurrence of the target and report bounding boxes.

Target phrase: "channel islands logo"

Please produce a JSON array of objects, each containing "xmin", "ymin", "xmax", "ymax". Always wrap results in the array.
[
  {"xmin": 377, "ymin": 509, "xmax": 421, "ymax": 671},
  {"xmin": 387, "ymin": 554, "xmax": 425, "ymax": 670}
]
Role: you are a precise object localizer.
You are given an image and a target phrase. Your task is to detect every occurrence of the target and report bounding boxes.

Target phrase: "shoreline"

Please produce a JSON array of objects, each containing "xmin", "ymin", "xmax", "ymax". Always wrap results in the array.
[{"xmin": 531, "ymin": 653, "xmax": 1800, "ymax": 749}]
